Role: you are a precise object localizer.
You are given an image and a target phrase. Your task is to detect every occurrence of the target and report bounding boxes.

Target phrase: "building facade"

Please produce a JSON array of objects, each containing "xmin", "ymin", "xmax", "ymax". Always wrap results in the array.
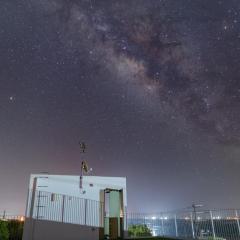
[{"xmin": 23, "ymin": 174, "xmax": 127, "ymax": 240}]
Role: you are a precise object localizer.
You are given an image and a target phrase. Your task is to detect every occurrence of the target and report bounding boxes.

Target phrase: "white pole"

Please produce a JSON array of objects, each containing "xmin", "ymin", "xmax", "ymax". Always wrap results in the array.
[
  {"xmin": 174, "ymin": 214, "xmax": 178, "ymax": 237},
  {"xmin": 191, "ymin": 212, "xmax": 195, "ymax": 239},
  {"xmin": 161, "ymin": 214, "xmax": 164, "ymax": 236},
  {"xmin": 235, "ymin": 210, "xmax": 240, "ymax": 236},
  {"xmin": 210, "ymin": 210, "xmax": 216, "ymax": 239}
]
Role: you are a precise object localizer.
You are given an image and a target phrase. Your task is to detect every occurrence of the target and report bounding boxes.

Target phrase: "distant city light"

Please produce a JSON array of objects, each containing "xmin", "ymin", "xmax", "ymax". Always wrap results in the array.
[
  {"xmin": 151, "ymin": 216, "xmax": 156, "ymax": 220},
  {"xmin": 159, "ymin": 216, "xmax": 168, "ymax": 220}
]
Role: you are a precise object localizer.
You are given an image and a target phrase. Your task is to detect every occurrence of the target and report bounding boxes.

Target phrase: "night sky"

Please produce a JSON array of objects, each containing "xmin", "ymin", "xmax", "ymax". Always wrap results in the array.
[{"xmin": 1, "ymin": 0, "xmax": 240, "ymax": 214}]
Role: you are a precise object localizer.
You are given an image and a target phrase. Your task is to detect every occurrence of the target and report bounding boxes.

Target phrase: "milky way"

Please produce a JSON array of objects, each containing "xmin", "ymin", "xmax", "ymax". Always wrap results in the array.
[
  {"xmin": 34, "ymin": 0, "xmax": 240, "ymax": 144},
  {"xmin": 0, "ymin": 0, "xmax": 240, "ymax": 213}
]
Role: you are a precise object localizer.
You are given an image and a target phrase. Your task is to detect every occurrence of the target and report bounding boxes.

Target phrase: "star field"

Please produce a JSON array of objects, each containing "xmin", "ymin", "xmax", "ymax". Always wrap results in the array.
[{"xmin": 0, "ymin": 0, "xmax": 240, "ymax": 213}]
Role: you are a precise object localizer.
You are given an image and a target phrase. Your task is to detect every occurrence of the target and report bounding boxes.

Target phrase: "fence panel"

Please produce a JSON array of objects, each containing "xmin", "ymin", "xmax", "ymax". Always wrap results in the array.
[
  {"xmin": 29, "ymin": 190, "xmax": 104, "ymax": 227},
  {"xmin": 176, "ymin": 211, "xmax": 193, "ymax": 238},
  {"xmin": 212, "ymin": 209, "xmax": 240, "ymax": 240},
  {"xmin": 126, "ymin": 209, "xmax": 240, "ymax": 240}
]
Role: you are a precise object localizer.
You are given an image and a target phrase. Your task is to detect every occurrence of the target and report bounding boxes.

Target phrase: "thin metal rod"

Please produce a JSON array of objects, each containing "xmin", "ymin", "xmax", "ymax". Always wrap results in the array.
[
  {"xmin": 235, "ymin": 210, "xmax": 240, "ymax": 237},
  {"xmin": 61, "ymin": 195, "xmax": 66, "ymax": 222},
  {"xmin": 210, "ymin": 210, "xmax": 216, "ymax": 239},
  {"xmin": 191, "ymin": 212, "xmax": 195, "ymax": 239},
  {"xmin": 85, "ymin": 198, "xmax": 88, "ymax": 225},
  {"xmin": 161, "ymin": 214, "xmax": 164, "ymax": 236},
  {"xmin": 175, "ymin": 214, "xmax": 178, "ymax": 237},
  {"xmin": 36, "ymin": 191, "xmax": 41, "ymax": 220}
]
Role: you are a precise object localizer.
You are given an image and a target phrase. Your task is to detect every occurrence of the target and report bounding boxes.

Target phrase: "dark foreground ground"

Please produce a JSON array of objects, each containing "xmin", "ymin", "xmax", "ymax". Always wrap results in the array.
[{"xmin": 125, "ymin": 237, "xmax": 180, "ymax": 240}]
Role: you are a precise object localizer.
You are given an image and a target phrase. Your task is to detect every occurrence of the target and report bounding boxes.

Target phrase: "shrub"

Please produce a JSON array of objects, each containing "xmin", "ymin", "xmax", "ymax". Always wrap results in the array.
[
  {"xmin": 128, "ymin": 224, "xmax": 152, "ymax": 237},
  {"xmin": 0, "ymin": 220, "xmax": 9, "ymax": 240},
  {"xmin": 8, "ymin": 220, "xmax": 24, "ymax": 240}
]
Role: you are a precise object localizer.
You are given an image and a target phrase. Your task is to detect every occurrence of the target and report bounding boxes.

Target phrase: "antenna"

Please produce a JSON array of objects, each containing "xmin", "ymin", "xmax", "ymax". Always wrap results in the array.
[
  {"xmin": 79, "ymin": 142, "xmax": 92, "ymax": 193},
  {"xmin": 79, "ymin": 141, "xmax": 86, "ymax": 153},
  {"xmin": 79, "ymin": 142, "xmax": 86, "ymax": 191}
]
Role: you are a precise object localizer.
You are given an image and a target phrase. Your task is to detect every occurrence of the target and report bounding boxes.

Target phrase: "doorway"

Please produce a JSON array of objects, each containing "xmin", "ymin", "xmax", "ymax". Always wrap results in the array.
[{"xmin": 104, "ymin": 189, "xmax": 124, "ymax": 240}]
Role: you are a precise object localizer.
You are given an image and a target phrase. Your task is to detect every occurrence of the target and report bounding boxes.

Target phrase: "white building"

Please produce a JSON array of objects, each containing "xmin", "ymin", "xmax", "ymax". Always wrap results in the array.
[{"xmin": 23, "ymin": 174, "xmax": 127, "ymax": 240}]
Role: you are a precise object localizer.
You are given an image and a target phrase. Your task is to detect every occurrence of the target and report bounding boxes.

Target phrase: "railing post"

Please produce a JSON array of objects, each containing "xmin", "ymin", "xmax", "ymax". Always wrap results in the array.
[
  {"xmin": 85, "ymin": 198, "xmax": 88, "ymax": 225},
  {"xmin": 25, "ymin": 189, "xmax": 30, "ymax": 217},
  {"xmin": 190, "ymin": 212, "xmax": 195, "ymax": 239},
  {"xmin": 210, "ymin": 210, "xmax": 216, "ymax": 240},
  {"xmin": 235, "ymin": 210, "xmax": 240, "ymax": 236},
  {"xmin": 3, "ymin": 210, "xmax": 6, "ymax": 220},
  {"xmin": 125, "ymin": 208, "xmax": 128, "ymax": 232},
  {"xmin": 30, "ymin": 178, "xmax": 38, "ymax": 219},
  {"xmin": 174, "ymin": 214, "xmax": 178, "ymax": 237},
  {"xmin": 36, "ymin": 191, "xmax": 41, "ymax": 220},
  {"xmin": 161, "ymin": 214, "xmax": 164, "ymax": 236},
  {"xmin": 61, "ymin": 195, "xmax": 66, "ymax": 222},
  {"xmin": 100, "ymin": 202, "xmax": 104, "ymax": 228}
]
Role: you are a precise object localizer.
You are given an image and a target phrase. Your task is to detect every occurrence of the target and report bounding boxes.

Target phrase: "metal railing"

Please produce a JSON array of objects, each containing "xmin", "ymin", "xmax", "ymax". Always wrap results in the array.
[
  {"xmin": 26, "ymin": 190, "xmax": 104, "ymax": 227},
  {"xmin": 126, "ymin": 209, "xmax": 240, "ymax": 240},
  {"xmin": 0, "ymin": 214, "xmax": 25, "ymax": 221}
]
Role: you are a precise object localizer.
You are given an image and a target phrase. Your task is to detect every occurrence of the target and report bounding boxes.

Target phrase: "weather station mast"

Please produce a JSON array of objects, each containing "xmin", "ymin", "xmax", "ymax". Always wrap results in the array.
[{"xmin": 79, "ymin": 142, "xmax": 92, "ymax": 194}]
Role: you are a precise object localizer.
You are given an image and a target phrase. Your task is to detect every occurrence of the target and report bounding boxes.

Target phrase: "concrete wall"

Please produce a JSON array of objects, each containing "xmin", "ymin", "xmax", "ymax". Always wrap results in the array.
[{"xmin": 23, "ymin": 218, "xmax": 103, "ymax": 240}]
